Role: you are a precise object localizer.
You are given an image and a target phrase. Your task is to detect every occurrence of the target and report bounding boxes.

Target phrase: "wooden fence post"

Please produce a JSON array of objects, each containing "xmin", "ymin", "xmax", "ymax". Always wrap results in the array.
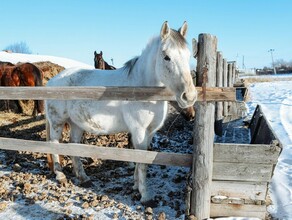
[
  {"xmin": 192, "ymin": 38, "xmax": 198, "ymax": 58},
  {"xmin": 232, "ymin": 61, "xmax": 237, "ymax": 84},
  {"xmin": 215, "ymin": 52, "xmax": 223, "ymax": 136},
  {"xmin": 191, "ymin": 33, "xmax": 217, "ymax": 219},
  {"xmin": 227, "ymin": 63, "xmax": 233, "ymax": 88},
  {"xmin": 223, "ymin": 59, "xmax": 228, "ymax": 116},
  {"xmin": 226, "ymin": 63, "xmax": 233, "ymax": 116}
]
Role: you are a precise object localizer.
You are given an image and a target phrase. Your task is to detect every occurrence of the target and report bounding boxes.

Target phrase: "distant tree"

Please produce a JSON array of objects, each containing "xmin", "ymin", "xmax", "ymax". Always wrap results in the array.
[
  {"xmin": 4, "ymin": 41, "xmax": 32, "ymax": 54},
  {"xmin": 274, "ymin": 59, "xmax": 287, "ymax": 68}
]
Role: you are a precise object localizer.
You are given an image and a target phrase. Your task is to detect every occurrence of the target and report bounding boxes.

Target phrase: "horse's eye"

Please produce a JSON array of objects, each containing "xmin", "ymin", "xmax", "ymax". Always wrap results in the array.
[{"xmin": 164, "ymin": 55, "xmax": 171, "ymax": 61}]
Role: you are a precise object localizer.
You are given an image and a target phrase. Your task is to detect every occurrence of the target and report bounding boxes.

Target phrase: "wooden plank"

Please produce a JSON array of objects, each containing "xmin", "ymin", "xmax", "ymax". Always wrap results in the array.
[
  {"xmin": 213, "ymin": 162, "xmax": 274, "ymax": 182},
  {"xmin": 250, "ymin": 104, "xmax": 263, "ymax": 142},
  {"xmin": 214, "ymin": 143, "xmax": 281, "ymax": 164},
  {"xmin": 211, "ymin": 181, "xmax": 267, "ymax": 201},
  {"xmin": 0, "ymin": 137, "xmax": 192, "ymax": 167},
  {"xmin": 0, "ymin": 86, "xmax": 236, "ymax": 102},
  {"xmin": 250, "ymin": 105, "xmax": 279, "ymax": 145},
  {"xmin": 191, "ymin": 33, "xmax": 217, "ymax": 219},
  {"xmin": 211, "ymin": 203, "xmax": 266, "ymax": 219}
]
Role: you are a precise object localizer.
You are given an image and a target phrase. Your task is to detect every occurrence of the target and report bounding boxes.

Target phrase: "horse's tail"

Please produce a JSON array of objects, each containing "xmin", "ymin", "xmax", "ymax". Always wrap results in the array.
[
  {"xmin": 46, "ymin": 119, "xmax": 54, "ymax": 171},
  {"xmin": 32, "ymin": 64, "xmax": 44, "ymax": 115},
  {"xmin": 46, "ymin": 118, "xmax": 64, "ymax": 172}
]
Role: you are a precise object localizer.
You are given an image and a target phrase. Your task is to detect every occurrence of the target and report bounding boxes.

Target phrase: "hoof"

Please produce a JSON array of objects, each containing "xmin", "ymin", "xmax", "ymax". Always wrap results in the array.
[
  {"xmin": 57, "ymin": 177, "xmax": 67, "ymax": 184},
  {"xmin": 133, "ymin": 184, "xmax": 138, "ymax": 190},
  {"xmin": 56, "ymin": 172, "xmax": 67, "ymax": 184},
  {"xmin": 80, "ymin": 180, "xmax": 93, "ymax": 188},
  {"xmin": 141, "ymin": 199, "xmax": 158, "ymax": 208}
]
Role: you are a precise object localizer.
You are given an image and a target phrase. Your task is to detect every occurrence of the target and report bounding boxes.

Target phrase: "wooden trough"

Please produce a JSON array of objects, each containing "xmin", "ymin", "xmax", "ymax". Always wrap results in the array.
[
  {"xmin": 210, "ymin": 141, "xmax": 280, "ymax": 219},
  {"xmin": 208, "ymin": 104, "xmax": 281, "ymax": 219}
]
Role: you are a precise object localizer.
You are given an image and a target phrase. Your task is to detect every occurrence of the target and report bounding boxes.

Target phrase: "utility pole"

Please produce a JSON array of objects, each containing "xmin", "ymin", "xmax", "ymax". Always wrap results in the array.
[{"xmin": 268, "ymin": 49, "xmax": 276, "ymax": 74}]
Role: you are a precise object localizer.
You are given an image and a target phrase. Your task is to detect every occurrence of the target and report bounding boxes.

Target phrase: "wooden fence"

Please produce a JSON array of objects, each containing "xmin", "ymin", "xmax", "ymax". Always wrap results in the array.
[
  {"xmin": 0, "ymin": 33, "xmax": 281, "ymax": 219},
  {"xmin": 187, "ymin": 34, "xmax": 280, "ymax": 219}
]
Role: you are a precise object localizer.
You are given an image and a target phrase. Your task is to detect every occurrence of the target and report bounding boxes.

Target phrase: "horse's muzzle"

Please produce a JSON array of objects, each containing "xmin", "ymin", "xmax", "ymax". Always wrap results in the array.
[{"xmin": 177, "ymin": 89, "xmax": 197, "ymax": 109}]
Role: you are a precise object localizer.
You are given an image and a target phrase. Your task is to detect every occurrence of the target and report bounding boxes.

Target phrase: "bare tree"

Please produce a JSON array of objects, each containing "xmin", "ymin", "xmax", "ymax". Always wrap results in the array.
[{"xmin": 4, "ymin": 41, "xmax": 32, "ymax": 54}]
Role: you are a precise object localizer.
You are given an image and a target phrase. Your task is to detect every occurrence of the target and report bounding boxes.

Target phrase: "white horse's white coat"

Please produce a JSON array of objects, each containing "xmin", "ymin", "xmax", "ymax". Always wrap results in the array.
[{"xmin": 45, "ymin": 21, "xmax": 197, "ymax": 204}]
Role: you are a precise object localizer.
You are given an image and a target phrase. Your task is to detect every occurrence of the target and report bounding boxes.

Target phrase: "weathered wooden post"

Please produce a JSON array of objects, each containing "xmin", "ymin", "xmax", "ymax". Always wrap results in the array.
[
  {"xmin": 232, "ymin": 61, "xmax": 237, "ymax": 83},
  {"xmin": 226, "ymin": 63, "xmax": 233, "ymax": 116},
  {"xmin": 215, "ymin": 52, "xmax": 223, "ymax": 135},
  {"xmin": 222, "ymin": 59, "xmax": 228, "ymax": 117},
  {"xmin": 191, "ymin": 33, "xmax": 217, "ymax": 219},
  {"xmin": 227, "ymin": 63, "xmax": 233, "ymax": 88},
  {"xmin": 192, "ymin": 38, "xmax": 198, "ymax": 59}
]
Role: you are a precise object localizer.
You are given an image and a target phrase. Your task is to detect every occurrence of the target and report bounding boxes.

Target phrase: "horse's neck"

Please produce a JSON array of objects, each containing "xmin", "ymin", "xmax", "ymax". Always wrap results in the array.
[
  {"xmin": 129, "ymin": 38, "xmax": 162, "ymax": 86},
  {"xmin": 104, "ymin": 61, "xmax": 111, "ymax": 70}
]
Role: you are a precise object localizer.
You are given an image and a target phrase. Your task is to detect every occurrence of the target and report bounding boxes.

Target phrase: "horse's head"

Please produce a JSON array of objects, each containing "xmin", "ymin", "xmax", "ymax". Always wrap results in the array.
[
  {"xmin": 94, "ymin": 51, "xmax": 105, "ymax": 69},
  {"xmin": 156, "ymin": 21, "xmax": 197, "ymax": 109}
]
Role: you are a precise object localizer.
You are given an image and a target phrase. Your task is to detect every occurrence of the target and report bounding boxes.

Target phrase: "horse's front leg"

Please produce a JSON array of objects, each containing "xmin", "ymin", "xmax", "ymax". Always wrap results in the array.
[
  {"xmin": 69, "ymin": 122, "xmax": 92, "ymax": 187},
  {"xmin": 131, "ymin": 130, "xmax": 153, "ymax": 204}
]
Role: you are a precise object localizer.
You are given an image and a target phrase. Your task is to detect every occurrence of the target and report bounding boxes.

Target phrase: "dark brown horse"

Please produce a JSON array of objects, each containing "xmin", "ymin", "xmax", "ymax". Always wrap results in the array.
[
  {"xmin": 0, "ymin": 62, "xmax": 44, "ymax": 116},
  {"xmin": 94, "ymin": 51, "xmax": 116, "ymax": 70}
]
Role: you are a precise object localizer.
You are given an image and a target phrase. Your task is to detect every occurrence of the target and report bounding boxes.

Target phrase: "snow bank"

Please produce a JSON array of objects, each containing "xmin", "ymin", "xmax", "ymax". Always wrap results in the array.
[{"xmin": 0, "ymin": 51, "xmax": 93, "ymax": 69}]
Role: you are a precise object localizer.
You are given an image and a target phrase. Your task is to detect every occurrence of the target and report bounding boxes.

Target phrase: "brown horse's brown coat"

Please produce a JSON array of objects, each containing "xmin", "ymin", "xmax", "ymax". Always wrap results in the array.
[{"xmin": 0, "ymin": 62, "xmax": 44, "ymax": 115}]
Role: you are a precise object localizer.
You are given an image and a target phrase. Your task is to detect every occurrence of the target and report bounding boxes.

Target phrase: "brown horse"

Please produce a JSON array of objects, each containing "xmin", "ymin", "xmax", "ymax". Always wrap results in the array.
[
  {"xmin": 94, "ymin": 51, "xmax": 116, "ymax": 70},
  {"xmin": 0, "ymin": 62, "xmax": 44, "ymax": 116}
]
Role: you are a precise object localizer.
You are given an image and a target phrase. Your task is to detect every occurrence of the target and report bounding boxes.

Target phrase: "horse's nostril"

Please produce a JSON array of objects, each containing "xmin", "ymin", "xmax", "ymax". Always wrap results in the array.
[{"xmin": 181, "ymin": 92, "xmax": 188, "ymax": 102}]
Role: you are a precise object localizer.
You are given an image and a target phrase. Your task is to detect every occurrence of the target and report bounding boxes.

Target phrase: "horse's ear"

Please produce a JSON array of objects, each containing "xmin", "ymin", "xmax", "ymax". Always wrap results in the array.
[
  {"xmin": 160, "ymin": 21, "xmax": 170, "ymax": 40},
  {"xmin": 100, "ymin": 51, "xmax": 103, "ymax": 55},
  {"xmin": 94, "ymin": 51, "xmax": 97, "ymax": 55},
  {"xmin": 179, "ymin": 21, "xmax": 188, "ymax": 38}
]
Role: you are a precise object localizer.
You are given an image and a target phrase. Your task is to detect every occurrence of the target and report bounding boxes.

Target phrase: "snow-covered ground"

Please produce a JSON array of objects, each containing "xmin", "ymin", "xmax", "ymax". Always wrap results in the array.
[
  {"xmin": 246, "ymin": 79, "xmax": 292, "ymax": 220},
  {"xmin": 1, "ymin": 52, "xmax": 292, "ymax": 219}
]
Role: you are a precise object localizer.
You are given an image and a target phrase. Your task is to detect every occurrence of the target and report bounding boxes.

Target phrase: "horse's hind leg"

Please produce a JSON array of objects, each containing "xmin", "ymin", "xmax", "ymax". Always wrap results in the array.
[
  {"xmin": 4, "ymin": 100, "xmax": 10, "ymax": 112},
  {"xmin": 69, "ymin": 121, "xmax": 91, "ymax": 187},
  {"xmin": 33, "ymin": 100, "xmax": 44, "ymax": 116},
  {"xmin": 48, "ymin": 121, "xmax": 67, "ymax": 183}
]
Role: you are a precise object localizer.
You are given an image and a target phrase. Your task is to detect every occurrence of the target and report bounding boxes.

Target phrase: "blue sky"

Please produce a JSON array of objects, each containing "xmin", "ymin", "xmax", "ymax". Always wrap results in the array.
[{"xmin": 0, "ymin": 0, "xmax": 291, "ymax": 69}]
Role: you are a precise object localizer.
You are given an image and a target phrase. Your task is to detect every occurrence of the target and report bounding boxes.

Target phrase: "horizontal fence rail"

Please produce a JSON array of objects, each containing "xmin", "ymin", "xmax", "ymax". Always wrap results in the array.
[
  {"xmin": 0, "ymin": 137, "xmax": 193, "ymax": 167},
  {"xmin": 0, "ymin": 86, "xmax": 236, "ymax": 102}
]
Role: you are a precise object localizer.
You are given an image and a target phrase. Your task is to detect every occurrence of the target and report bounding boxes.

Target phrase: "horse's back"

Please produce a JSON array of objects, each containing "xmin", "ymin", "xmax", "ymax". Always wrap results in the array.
[
  {"xmin": 14, "ymin": 63, "xmax": 43, "ymax": 87},
  {"xmin": 45, "ymin": 67, "xmax": 168, "ymax": 135},
  {"xmin": 47, "ymin": 68, "xmax": 123, "ymax": 87}
]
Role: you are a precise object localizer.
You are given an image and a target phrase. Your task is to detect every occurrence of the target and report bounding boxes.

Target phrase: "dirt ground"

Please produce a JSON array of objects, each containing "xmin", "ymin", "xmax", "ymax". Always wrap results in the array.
[{"xmin": 0, "ymin": 61, "xmax": 197, "ymax": 219}]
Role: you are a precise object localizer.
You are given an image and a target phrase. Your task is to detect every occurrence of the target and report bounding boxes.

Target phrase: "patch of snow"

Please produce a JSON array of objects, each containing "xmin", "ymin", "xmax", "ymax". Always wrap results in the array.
[
  {"xmin": 0, "ymin": 51, "xmax": 93, "ymax": 69},
  {"xmin": 246, "ymin": 80, "xmax": 292, "ymax": 219}
]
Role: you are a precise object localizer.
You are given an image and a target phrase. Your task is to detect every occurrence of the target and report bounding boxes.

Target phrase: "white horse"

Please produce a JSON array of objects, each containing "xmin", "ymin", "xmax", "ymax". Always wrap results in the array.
[{"xmin": 45, "ymin": 21, "xmax": 197, "ymax": 205}]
